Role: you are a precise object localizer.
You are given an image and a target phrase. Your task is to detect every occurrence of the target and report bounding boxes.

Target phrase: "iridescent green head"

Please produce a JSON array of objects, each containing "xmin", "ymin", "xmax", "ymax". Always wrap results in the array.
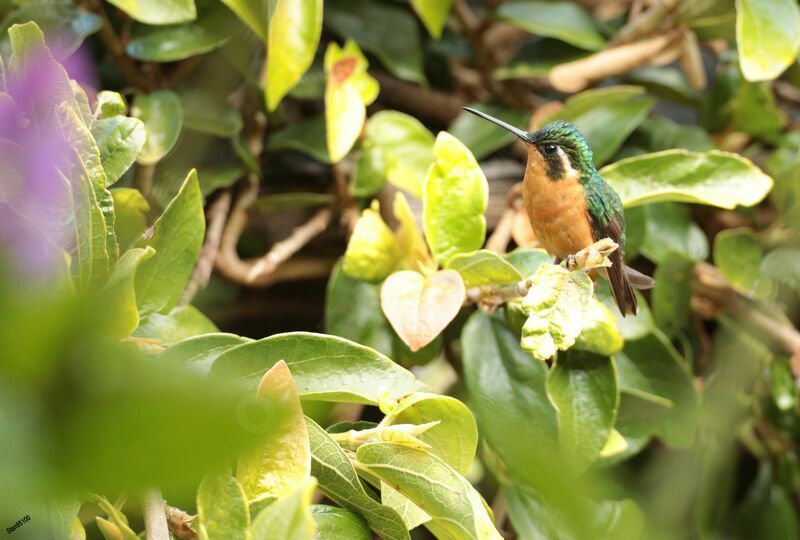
[{"xmin": 462, "ymin": 107, "xmax": 596, "ymax": 180}]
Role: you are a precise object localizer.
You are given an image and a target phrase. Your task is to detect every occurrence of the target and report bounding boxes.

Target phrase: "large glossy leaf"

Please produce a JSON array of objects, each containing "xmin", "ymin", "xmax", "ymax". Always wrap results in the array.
[
  {"xmin": 196, "ymin": 472, "xmax": 250, "ymax": 540},
  {"xmin": 134, "ymin": 169, "xmax": 205, "ymax": 314},
  {"xmin": 356, "ymin": 443, "xmax": 502, "ymax": 539},
  {"xmin": 449, "ymin": 103, "xmax": 529, "ymax": 160},
  {"xmin": 91, "ymin": 116, "xmax": 145, "ymax": 184},
  {"xmin": 410, "ymin": 0, "xmax": 453, "ymax": 38},
  {"xmin": 324, "ymin": 40, "xmax": 379, "ymax": 162},
  {"xmin": 445, "ymin": 249, "xmax": 523, "ymax": 288},
  {"xmin": 106, "ymin": 0, "xmax": 196, "ymax": 25},
  {"xmin": 238, "ymin": 361, "xmax": 311, "ymax": 502},
  {"xmin": 342, "ymin": 202, "xmax": 398, "ymax": 283},
  {"xmin": 544, "ymin": 86, "xmax": 654, "ymax": 165},
  {"xmin": 600, "ymin": 149, "xmax": 774, "ymax": 209},
  {"xmin": 311, "ymin": 505, "xmax": 371, "ymax": 540},
  {"xmin": 761, "ymin": 246, "xmax": 800, "ymax": 293},
  {"xmin": 327, "ymin": 0, "xmax": 425, "ymax": 84},
  {"xmin": 714, "ymin": 229, "xmax": 773, "ymax": 297},
  {"xmin": 133, "ymin": 305, "xmax": 218, "ymax": 344},
  {"xmin": 736, "ymin": 0, "xmax": 800, "ymax": 81},
  {"xmin": 546, "ymin": 350, "xmax": 618, "ymax": 471},
  {"xmin": 159, "ymin": 333, "xmax": 252, "ymax": 375},
  {"xmin": 496, "ymin": 0, "xmax": 605, "ymax": 50},
  {"xmin": 133, "ymin": 90, "xmax": 183, "ymax": 165},
  {"xmin": 614, "ymin": 330, "xmax": 697, "ymax": 447},
  {"xmin": 381, "ymin": 270, "xmax": 465, "ymax": 352},
  {"xmin": 265, "ymin": 0, "xmax": 323, "ymax": 111},
  {"xmin": 221, "ymin": 0, "xmax": 270, "ymax": 38},
  {"xmin": 126, "ymin": 1, "xmax": 239, "ymax": 62},
  {"xmin": 96, "ymin": 247, "xmax": 154, "ymax": 340},
  {"xmin": 640, "ymin": 203, "xmax": 709, "ymax": 264},
  {"xmin": 573, "ymin": 298, "xmax": 624, "ymax": 357},
  {"xmin": 423, "ymin": 132, "xmax": 488, "ymax": 263},
  {"xmin": 250, "ymin": 478, "xmax": 317, "ymax": 540},
  {"xmin": 181, "ymin": 87, "xmax": 243, "ymax": 137},
  {"xmin": 306, "ymin": 418, "xmax": 410, "ymax": 540},
  {"xmin": 265, "ymin": 114, "xmax": 329, "ymax": 163},
  {"xmin": 210, "ymin": 333, "xmax": 425, "ymax": 403}
]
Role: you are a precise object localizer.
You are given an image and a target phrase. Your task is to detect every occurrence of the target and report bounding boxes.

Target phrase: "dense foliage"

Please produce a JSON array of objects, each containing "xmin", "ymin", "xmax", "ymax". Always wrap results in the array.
[{"xmin": 1, "ymin": 0, "xmax": 800, "ymax": 539}]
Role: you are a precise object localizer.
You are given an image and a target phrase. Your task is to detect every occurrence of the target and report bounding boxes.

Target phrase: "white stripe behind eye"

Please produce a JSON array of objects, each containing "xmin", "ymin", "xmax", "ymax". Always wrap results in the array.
[{"xmin": 557, "ymin": 146, "xmax": 576, "ymax": 176}]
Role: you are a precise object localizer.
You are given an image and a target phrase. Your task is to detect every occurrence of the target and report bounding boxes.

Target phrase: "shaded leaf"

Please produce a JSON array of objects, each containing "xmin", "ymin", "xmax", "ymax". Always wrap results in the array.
[
  {"xmin": 652, "ymin": 252, "xmax": 694, "ymax": 337},
  {"xmin": 714, "ymin": 228, "xmax": 774, "ymax": 297},
  {"xmin": 133, "ymin": 90, "xmax": 183, "ymax": 165},
  {"xmin": 311, "ymin": 505, "xmax": 371, "ymax": 540},
  {"xmin": 181, "ymin": 87, "xmax": 243, "ymax": 137},
  {"xmin": 394, "ymin": 192, "xmax": 431, "ymax": 270},
  {"xmin": 640, "ymin": 202, "xmax": 709, "ymax": 264},
  {"xmin": 133, "ymin": 305, "xmax": 218, "ymax": 344},
  {"xmin": 159, "ymin": 333, "xmax": 252, "ymax": 375},
  {"xmin": 496, "ymin": 0, "xmax": 605, "ymax": 50}
]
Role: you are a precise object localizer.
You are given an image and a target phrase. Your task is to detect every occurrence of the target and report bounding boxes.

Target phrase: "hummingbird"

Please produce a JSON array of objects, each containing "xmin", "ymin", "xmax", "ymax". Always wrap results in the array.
[{"xmin": 463, "ymin": 107, "xmax": 654, "ymax": 315}]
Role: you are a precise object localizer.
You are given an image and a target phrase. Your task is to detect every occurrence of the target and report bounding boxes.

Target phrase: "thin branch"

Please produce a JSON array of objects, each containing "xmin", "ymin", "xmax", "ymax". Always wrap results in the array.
[
  {"xmin": 142, "ymin": 489, "xmax": 170, "ymax": 540},
  {"xmin": 179, "ymin": 191, "xmax": 232, "ymax": 306},
  {"xmin": 372, "ymin": 71, "xmax": 464, "ymax": 125}
]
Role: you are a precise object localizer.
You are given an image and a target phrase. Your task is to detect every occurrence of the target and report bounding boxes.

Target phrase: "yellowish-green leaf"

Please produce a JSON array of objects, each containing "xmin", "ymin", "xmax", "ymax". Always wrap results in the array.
[
  {"xmin": 250, "ymin": 477, "xmax": 317, "ymax": 540},
  {"xmin": 238, "ymin": 361, "xmax": 311, "ymax": 502},
  {"xmin": 600, "ymin": 429, "xmax": 628, "ymax": 458},
  {"xmin": 714, "ymin": 228, "xmax": 774, "ymax": 298},
  {"xmin": 134, "ymin": 305, "xmax": 219, "ymax": 344},
  {"xmin": 311, "ymin": 505, "xmax": 371, "ymax": 540},
  {"xmin": 324, "ymin": 40, "xmax": 379, "ymax": 162},
  {"xmin": 394, "ymin": 192, "xmax": 431, "ymax": 271},
  {"xmin": 92, "ymin": 116, "xmax": 146, "ymax": 184},
  {"xmin": 134, "ymin": 169, "xmax": 205, "ymax": 314},
  {"xmin": 574, "ymin": 297, "xmax": 624, "ymax": 356},
  {"xmin": 411, "ymin": 0, "xmax": 454, "ymax": 39},
  {"xmin": 133, "ymin": 90, "xmax": 183, "ymax": 165},
  {"xmin": 265, "ymin": 0, "xmax": 323, "ymax": 111},
  {"xmin": 520, "ymin": 264, "xmax": 594, "ymax": 361},
  {"xmin": 106, "ymin": 0, "xmax": 196, "ymax": 25},
  {"xmin": 306, "ymin": 418, "xmax": 410, "ymax": 540},
  {"xmin": 95, "ymin": 91, "xmax": 127, "ymax": 119},
  {"xmin": 423, "ymin": 132, "xmax": 488, "ymax": 263},
  {"xmin": 381, "ymin": 270, "xmax": 466, "ymax": 352},
  {"xmin": 736, "ymin": 0, "xmax": 800, "ymax": 81},
  {"xmin": 445, "ymin": 249, "xmax": 523, "ymax": 288},
  {"xmin": 222, "ymin": 0, "xmax": 270, "ymax": 39},
  {"xmin": 111, "ymin": 188, "xmax": 149, "ymax": 250},
  {"xmin": 356, "ymin": 443, "xmax": 502, "ymax": 540},
  {"xmin": 97, "ymin": 247, "xmax": 155, "ymax": 340},
  {"xmin": 601, "ymin": 149, "xmax": 774, "ymax": 209},
  {"xmin": 342, "ymin": 202, "xmax": 398, "ymax": 283},
  {"xmin": 197, "ymin": 472, "xmax": 250, "ymax": 540}
]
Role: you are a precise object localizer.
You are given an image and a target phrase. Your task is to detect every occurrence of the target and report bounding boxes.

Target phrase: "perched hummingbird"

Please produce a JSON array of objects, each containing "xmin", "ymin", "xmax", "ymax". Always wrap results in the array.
[{"xmin": 463, "ymin": 107, "xmax": 654, "ymax": 315}]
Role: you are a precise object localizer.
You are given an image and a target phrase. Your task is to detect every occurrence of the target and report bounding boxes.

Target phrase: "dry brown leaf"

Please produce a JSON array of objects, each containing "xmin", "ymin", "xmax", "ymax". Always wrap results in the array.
[{"xmin": 380, "ymin": 269, "xmax": 466, "ymax": 351}]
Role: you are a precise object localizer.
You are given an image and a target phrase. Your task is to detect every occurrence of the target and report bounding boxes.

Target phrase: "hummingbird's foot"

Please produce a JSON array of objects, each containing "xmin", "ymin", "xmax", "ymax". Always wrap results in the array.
[{"xmin": 565, "ymin": 254, "xmax": 578, "ymax": 271}]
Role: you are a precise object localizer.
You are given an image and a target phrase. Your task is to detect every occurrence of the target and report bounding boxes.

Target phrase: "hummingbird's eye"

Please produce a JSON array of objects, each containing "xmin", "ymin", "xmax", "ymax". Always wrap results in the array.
[{"xmin": 542, "ymin": 143, "xmax": 558, "ymax": 155}]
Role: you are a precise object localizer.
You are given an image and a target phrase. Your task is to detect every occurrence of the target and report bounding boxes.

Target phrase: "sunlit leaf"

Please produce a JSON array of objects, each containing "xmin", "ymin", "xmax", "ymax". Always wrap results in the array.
[
  {"xmin": 265, "ymin": 0, "xmax": 323, "ymax": 111},
  {"xmin": 574, "ymin": 297, "xmax": 624, "ymax": 356},
  {"xmin": 423, "ymin": 132, "xmax": 488, "ymax": 263},
  {"xmin": 736, "ymin": 0, "xmax": 800, "ymax": 81},
  {"xmin": 311, "ymin": 505, "xmax": 371, "ymax": 540},
  {"xmin": 111, "ymin": 188, "xmax": 149, "ymax": 250},
  {"xmin": 106, "ymin": 0, "xmax": 196, "ymax": 25},
  {"xmin": 394, "ymin": 192, "xmax": 432, "ymax": 270},
  {"xmin": 410, "ymin": 0, "xmax": 453, "ymax": 38},
  {"xmin": 342, "ymin": 202, "xmax": 398, "ymax": 283},
  {"xmin": 381, "ymin": 270, "xmax": 466, "ymax": 352},
  {"xmin": 96, "ymin": 247, "xmax": 154, "ymax": 340},
  {"xmin": 196, "ymin": 472, "xmax": 250, "ymax": 540},
  {"xmin": 445, "ymin": 249, "xmax": 523, "ymax": 288},
  {"xmin": 159, "ymin": 333, "xmax": 252, "ymax": 375},
  {"xmin": 133, "ymin": 90, "xmax": 183, "ymax": 165},
  {"xmin": 221, "ymin": 0, "xmax": 270, "ymax": 39},
  {"xmin": 91, "ymin": 116, "xmax": 145, "ymax": 185},
  {"xmin": 601, "ymin": 149, "xmax": 774, "ymax": 209}
]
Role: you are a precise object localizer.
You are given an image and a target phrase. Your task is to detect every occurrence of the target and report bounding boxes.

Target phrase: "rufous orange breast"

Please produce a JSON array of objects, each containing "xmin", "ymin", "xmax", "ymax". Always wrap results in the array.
[{"xmin": 522, "ymin": 145, "xmax": 594, "ymax": 259}]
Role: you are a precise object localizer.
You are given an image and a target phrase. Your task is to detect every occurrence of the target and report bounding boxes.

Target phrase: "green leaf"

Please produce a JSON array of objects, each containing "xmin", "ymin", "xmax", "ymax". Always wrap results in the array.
[
  {"xmin": 221, "ymin": 0, "xmax": 270, "ymax": 39},
  {"xmin": 311, "ymin": 505, "xmax": 371, "ymax": 540},
  {"xmin": 600, "ymin": 149, "xmax": 774, "ymax": 209},
  {"xmin": 614, "ymin": 330, "xmax": 697, "ymax": 447},
  {"xmin": 106, "ymin": 0, "xmax": 196, "ymax": 25},
  {"xmin": 356, "ymin": 443, "xmax": 502, "ymax": 540},
  {"xmin": 496, "ymin": 0, "xmax": 606, "ymax": 50},
  {"xmin": 306, "ymin": 418, "xmax": 410, "ymax": 540},
  {"xmin": 394, "ymin": 192, "xmax": 431, "ymax": 270},
  {"xmin": 48, "ymin": 498, "xmax": 86, "ymax": 540},
  {"xmin": 505, "ymin": 247, "xmax": 552, "ymax": 278},
  {"xmin": 410, "ymin": 0, "xmax": 453, "ymax": 39},
  {"xmin": 714, "ymin": 228, "xmax": 774, "ymax": 297},
  {"xmin": 352, "ymin": 146, "xmax": 387, "ymax": 197},
  {"xmin": 265, "ymin": 0, "xmax": 323, "ymax": 111},
  {"xmin": 111, "ymin": 188, "xmax": 149, "ymax": 250},
  {"xmin": 445, "ymin": 249, "xmax": 523, "ymax": 288},
  {"xmin": 326, "ymin": 0, "xmax": 426, "ymax": 84},
  {"xmin": 210, "ymin": 332, "xmax": 425, "ymax": 404},
  {"xmin": 96, "ymin": 247, "xmax": 155, "ymax": 340},
  {"xmin": 423, "ymin": 131, "xmax": 488, "ymax": 263},
  {"xmin": 730, "ymin": 79, "xmax": 786, "ymax": 140},
  {"xmin": 519, "ymin": 264, "xmax": 594, "ymax": 361},
  {"xmin": 361, "ymin": 110, "xmax": 435, "ymax": 198},
  {"xmin": 2, "ymin": 3, "xmax": 102, "ymax": 59},
  {"xmin": 324, "ymin": 40, "xmax": 379, "ymax": 162},
  {"xmin": 265, "ymin": 114, "xmax": 330, "ymax": 163},
  {"xmin": 728, "ymin": 463, "xmax": 800, "ymax": 539},
  {"xmin": 326, "ymin": 261, "xmax": 394, "ymax": 356},
  {"xmin": 652, "ymin": 252, "xmax": 695, "ymax": 337},
  {"xmin": 197, "ymin": 472, "xmax": 250, "ymax": 540},
  {"xmin": 640, "ymin": 202, "xmax": 709, "ymax": 263},
  {"xmin": 91, "ymin": 116, "xmax": 145, "ymax": 185},
  {"xmin": 95, "ymin": 90, "xmax": 127, "ymax": 119},
  {"xmin": 771, "ymin": 358, "xmax": 797, "ymax": 411},
  {"xmin": 736, "ymin": 0, "xmax": 800, "ymax": 81},
  {"xmin": 625, "ymin": 66, "xmax": 701, "ymax": 106},
  {"xmin": 65, "ymin": 167, "xmax": 110, "ymax": 291},
  {"xmin": 630, "ymin": 116, "xmax": 713, "ymax": 153},
  {"xmin": 761, "ymin": 247, "xmax": 800, "ymax": 293},
  {"xmin": 546, "ymin": 350, "xmax": 618, "ymax": 471},
  {"xmin": 126, "ymin": 1, "xmax": 239, "ymax": 62},
  {"xmin": 574, "ymin": 298, "xmax": 624, "ymax": 357},
  {"xmin": 134, "ymin": 169, "xmax": 205, "ymax": 314},
  {"xmin": 181, "ymin": 87, "xmax": 243, "ymax": 137},
  {"xmin": 544, "ymin": 86, "xmax": 654, "ymax": 165},
  {"xmin": 133, "ymin": 90, "xmax": 183, "ymax": 165},
  {"xmin": 158, "ymin": 333, "xmax": 252, "ymax": 375},
  {"xmin": 238, "ymin": 361, "xmax": 311, "ymax": 502},
  {"xmin": 449, "ymin": 103, "xmax": 529, "ymax": 160},
  {"xmin": 342, "ymin": 202, "xmax": 398, "ymax": 283},
  {"xmin": 134, "ymin": 305, "xmax": 218, "ymax": 344},
  {"xmin": 493, "ymin": 39, "xmax": 591, "ymax": 80},
  {"xmin": 461, "ymin": 313, "xmax": 559, "ymax": 480}
]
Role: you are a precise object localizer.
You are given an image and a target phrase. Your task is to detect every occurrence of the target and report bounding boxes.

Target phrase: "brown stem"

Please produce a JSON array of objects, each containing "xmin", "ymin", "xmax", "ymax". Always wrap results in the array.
[
  {"xmin": 373, "ymin": 71, "xmax": 464, "ymax": 125},
  {"xmin": 179, "ymin": 191, "xmax": 232, "ymax": 306},
  {"xmin": 486, "ymin": 208, "xmax": 515, "ymax": 254},
  {"xmin": 165, "ymin": 505, "xmax": 197, "ymax": 539},
  {"xmin": 142, "ymin": 489, "xmax": 170, "ymax": 540}
]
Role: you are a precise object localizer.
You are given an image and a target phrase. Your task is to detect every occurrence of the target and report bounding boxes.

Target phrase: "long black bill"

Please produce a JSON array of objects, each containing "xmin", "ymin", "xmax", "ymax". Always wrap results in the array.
[{"xmin": 462, "ymin": 106, "xmax": 533, "ymax": 143}]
